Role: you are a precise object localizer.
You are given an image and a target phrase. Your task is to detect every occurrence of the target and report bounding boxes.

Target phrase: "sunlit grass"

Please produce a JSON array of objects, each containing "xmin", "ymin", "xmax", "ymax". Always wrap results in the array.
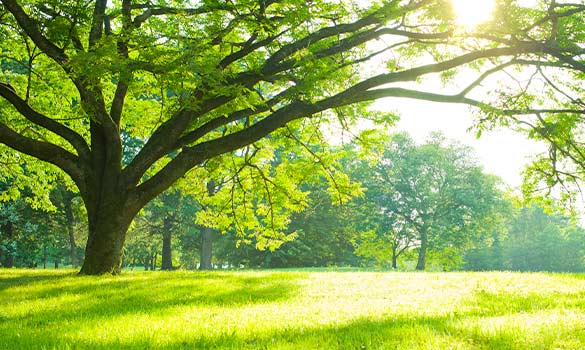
[{"xmin": 0, "ymin": 269, "xmax": 584, "ymax": 349}]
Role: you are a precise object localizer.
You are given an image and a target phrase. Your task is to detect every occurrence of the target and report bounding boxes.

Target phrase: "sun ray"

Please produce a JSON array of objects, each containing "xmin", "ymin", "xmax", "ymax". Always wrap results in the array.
[{"xmin": 451, "ymin": 0, "xmax": 495, "ymax": 27}]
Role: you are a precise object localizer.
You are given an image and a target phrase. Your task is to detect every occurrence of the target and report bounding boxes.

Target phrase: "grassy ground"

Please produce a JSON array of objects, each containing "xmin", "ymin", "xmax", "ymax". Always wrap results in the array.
[{"xmin": 0, "ymin": 269, "xmax": 583, "ymax": 350}]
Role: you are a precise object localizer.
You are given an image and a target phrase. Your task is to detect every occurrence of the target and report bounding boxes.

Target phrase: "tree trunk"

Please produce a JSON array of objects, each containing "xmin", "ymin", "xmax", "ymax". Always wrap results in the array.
[
  {"xmin": 63, "ymin": 193, "xmax": 78, "ymax": 268},
  {"xmin": 161, "ymin": 217, "xmax": 173, "ymax": 270},
  {"xmin": 5, "ymin": 255, "xmax": 14, "ymax": 268},
  {"xmin": 199, "ymin": 181, "xmax": 216, "ymax": 271},
  {"xmin": 1, "ymin": 221, "xmax": 15, "ymax": 268},
  {"xmin": 79, "ymin": 197, "xmax": 135, "ymax": 275},
  {"xmin": 54, "ymin": 260, "xmax": 59, "ymax": 269},
  {"xmin": 199, "ymin": 226, "xmax": 214, "ymax": 270},
  {"xmin": 391, "ymin": 251, "xmax": 398, "ymax": 269},
  {"xmin": 151, "ymin": 252, "xmax": 157, "ymax": 271},
  {"xmin": 416, "ymin": 230, "xmax": 428, "ymax": 271},
  {"xmin": 42, "ymin": 245, "xmax": 48, "ymax": 269}
]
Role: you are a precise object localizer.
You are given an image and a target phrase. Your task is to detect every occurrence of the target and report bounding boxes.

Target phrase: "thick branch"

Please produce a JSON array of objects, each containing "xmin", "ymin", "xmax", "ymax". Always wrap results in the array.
[
  {"xmin": 89, "ymin": 0, "xmax": 108, "ymax": 50},
  {"xmin": 0, "ymin": 122, "xmax": 84, "ymax": 189},
  {"xmin": 175, "ymin": 89, "xmax": 290, "ymax": 148},
  {"xmin": 546, "ymin": 48, "xmax": 585, "ymax": 73},
  {"xmin": 132, "ymin": 29, "xmax": 494, "ymax": 204},
  {"xmin": 124, "ymin": 4, "xmax": 435, "ymax": 182},
  {"xmin": 132, "ymin": 4, "xmax": 234, "ymax": 28},
  {"xmin": 356, "ymin": 87, "xmax": 584, "ymax": 116},
  {"xmin": 129, "ymin": 101, "xmax": 316, "ymax": 208},
  {"xmin": 1, "ymin": 0, "xmax": 68, "ymax": 64},
  {"xmin": 110, "ymin": 0, "xmax": 132, "ymax": 125},
  {"xmin": 349, "ymin": 44, "xmax": 545, "ymax": 93},
  {"xmin": 0, "ymin": 82, "xmax": 90, "ymax": 158}
]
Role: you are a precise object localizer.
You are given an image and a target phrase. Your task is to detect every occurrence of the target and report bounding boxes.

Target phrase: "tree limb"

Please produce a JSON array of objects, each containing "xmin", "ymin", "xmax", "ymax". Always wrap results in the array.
[
  {"xmin": 0, "ymin": 122, "xmax": 84, "ymax": 189},
  {"xmin": 1, "ymin": 0, "xmax": 68, "ymax": 64},
  {"xmin": 0, "ymin": 82, "xmax": 90, "ymax": 159}
]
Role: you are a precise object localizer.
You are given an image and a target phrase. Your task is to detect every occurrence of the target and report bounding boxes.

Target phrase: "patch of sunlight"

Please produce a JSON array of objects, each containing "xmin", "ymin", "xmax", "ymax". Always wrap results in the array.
[{"xmin": 453, "ymin": 310, "xmax": 585, "ymax": 350}]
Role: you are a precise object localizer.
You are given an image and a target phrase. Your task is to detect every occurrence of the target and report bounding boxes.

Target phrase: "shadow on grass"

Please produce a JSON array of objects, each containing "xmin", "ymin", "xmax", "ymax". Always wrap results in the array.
[
  {"xmin": 21, "ymin": 305, "xmax": 583, "ymax": 350},
  {"xmin": 0, "ymin": 271, "xmax": 304, "ymax": 329},
  {"xmin": 0, "ymin": 269, "xmax": 77, "ymax": 291},
  {"xmin": 126, "ymin": 287, "xmax": 583, "ymax": 350}
]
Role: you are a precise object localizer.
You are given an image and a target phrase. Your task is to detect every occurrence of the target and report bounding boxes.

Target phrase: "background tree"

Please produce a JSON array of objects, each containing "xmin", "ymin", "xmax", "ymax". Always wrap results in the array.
[
  {"xmin": 216, "ymin": 181, "xmax": 361, "ymax": 268},
  {"xmin": 50, "ymin": 185, "xmax": 84, "ymax": 267},
  {"xmin": 0, "ymin": 192, "xmax": 70, "ymax": 268},
  {"xmin": 354, "ymin": 133, "xmax": 504, "ymax": 270},
  {"xmin": 503, "ymin": 206, "xmax": 585, "ymax": 272},
  {"xmin": 464, "ymin": 205, "xmax": 585, "ymax": 272},
  {"xmin": 138, "ymin": 189, "xmax": 199, "ymax": 270}
]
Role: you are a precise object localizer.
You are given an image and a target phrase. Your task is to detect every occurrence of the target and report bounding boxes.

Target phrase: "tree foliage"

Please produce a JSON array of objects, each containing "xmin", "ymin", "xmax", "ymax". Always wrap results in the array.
[
  {"xmin": 352, "ymin": 133, "xmax": 505, "ymax": 270},
  {"xmin": 464, "ymin": 205, "xmax": 585, "ymax": 272}
]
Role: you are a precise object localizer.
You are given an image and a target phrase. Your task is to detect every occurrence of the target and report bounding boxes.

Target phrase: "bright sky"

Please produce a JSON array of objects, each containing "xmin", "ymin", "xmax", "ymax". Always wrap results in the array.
[
  {"xmin": 367, "ymin": 0, "xmax": 545, "ymax": 189},
  {"xmin": 372, "ymin": 98, "xmax": 545, "ymax": 189}
]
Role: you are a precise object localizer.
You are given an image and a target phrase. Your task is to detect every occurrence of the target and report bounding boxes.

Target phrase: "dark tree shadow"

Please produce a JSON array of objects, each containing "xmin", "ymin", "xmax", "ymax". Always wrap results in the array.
[
  {"xmin": 1, "ymin": 271, "xmax": 303, "ymax": 324},
  {"xmin": 0, "ymin": 270, "xmax": 77, "ymax": 291}
]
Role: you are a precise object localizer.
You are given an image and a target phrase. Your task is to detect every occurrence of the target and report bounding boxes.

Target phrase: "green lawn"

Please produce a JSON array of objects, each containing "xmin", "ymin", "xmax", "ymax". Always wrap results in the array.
[{"xmin": 0, "ymin": 269, "xmax": 583, "ymax": 349}]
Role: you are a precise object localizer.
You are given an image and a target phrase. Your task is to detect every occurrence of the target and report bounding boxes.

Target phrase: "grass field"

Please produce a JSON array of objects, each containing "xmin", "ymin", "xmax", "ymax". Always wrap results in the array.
[{"xmin": 0, "ymin": 269, "xmax": 584, "ymax": 349}]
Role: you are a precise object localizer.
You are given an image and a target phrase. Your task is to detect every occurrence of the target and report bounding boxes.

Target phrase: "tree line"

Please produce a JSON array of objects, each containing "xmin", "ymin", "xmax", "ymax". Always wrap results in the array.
[{"xmin": 2, "ymin": 132, "xmax": 583, "ymax": 272}]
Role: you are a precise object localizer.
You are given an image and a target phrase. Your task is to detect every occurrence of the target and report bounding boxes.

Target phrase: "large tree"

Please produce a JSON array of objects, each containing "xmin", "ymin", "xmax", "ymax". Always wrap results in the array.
[
  {"xmin": 0, "ymin": 0, "xmax": 582, "ymax": 274},
  {"xmin": 353, "ymin": 133, "xmax": 503, "ymax": 270}
]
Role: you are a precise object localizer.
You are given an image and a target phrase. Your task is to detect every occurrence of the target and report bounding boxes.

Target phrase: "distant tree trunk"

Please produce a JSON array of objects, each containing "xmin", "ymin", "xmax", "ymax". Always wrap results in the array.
[
  {"xmin": 1, "ymin": 221, "xmax": 15, "ymax": 268},
  {"xmin": 391, "ymin": 251, "xmax": 398, "ymax": 269},
  {"xmin": 161, "ymin": 217, "xmax": 173, "ymax": 270},
  {"xmin": 199, "ymin": 181, "xmax": 217, "ymax": 271},
  {"xmin": 416, "ymin": 230, "xmax": 428, "ymax": 270},
  {"xmin": 151, "ymin": 252, "xmax": 157, "ymax": 271},
  {"xmin": 54, "ymin": 260, "xmax": 59, "ymax": 269},
  {"xmin": 199, "ymin": 226, "xmax": 214, "ymax": 270},
  {"xmin": 4, "ymin": 253, "xmax": 14, "ymax": 268},
  {"xmin": 144, "ymin": 255, "xmax": 150, "ymax": 271},
  {"xmin": 63, "ymin": 192, "xmax": 78, "ymax": 268},
  {"xmin": 43, "ymin": 246, "xmax": 47, "ymax": 269}
]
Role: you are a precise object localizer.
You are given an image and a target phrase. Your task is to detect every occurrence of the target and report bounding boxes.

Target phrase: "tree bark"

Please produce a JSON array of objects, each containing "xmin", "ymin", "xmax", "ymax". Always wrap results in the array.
[
  {"xmin": 1, "ymin": 221, "xmax": 15, "ymax": 268},
  {"xmin": 199, "ymin": 180, "xmax": 216, "ymax": 271},
  {"xmin": 161, "ymin": 217, "xmax": 173, "ymax": 270},
  {"xmin": 63, "ymin": 192, "xmax": 78, "ymax": 268},
  {"xmin": 4, "ymin": 255, "xmax": 14, "ymax": 268},
  {"xmin": 416, "ymin": 230, "xmax": 428, "ymax": 271},
  {"xmin": 151, "ymin": 252, "xmax": 157, "ymax": 271},
  {"xmin": 391, "ymin": 251, "xmax": 398, "ymax": 269},
  {"xmin": 199, "ymin": 226, "xmax": 214, "ymax": 270},
  {"xmin": 43, "ymin": 246, "xmax": 47, "ymax": 269},
  {"xmin": 79, "ymin": 194, "xmax": 135, "ymax": 275}
]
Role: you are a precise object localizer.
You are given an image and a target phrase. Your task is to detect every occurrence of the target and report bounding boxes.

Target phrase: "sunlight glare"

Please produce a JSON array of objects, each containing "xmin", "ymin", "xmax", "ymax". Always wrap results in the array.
[{"xmin": 451, "ymin": 0, "xmax": 495, "ymax": 27}]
